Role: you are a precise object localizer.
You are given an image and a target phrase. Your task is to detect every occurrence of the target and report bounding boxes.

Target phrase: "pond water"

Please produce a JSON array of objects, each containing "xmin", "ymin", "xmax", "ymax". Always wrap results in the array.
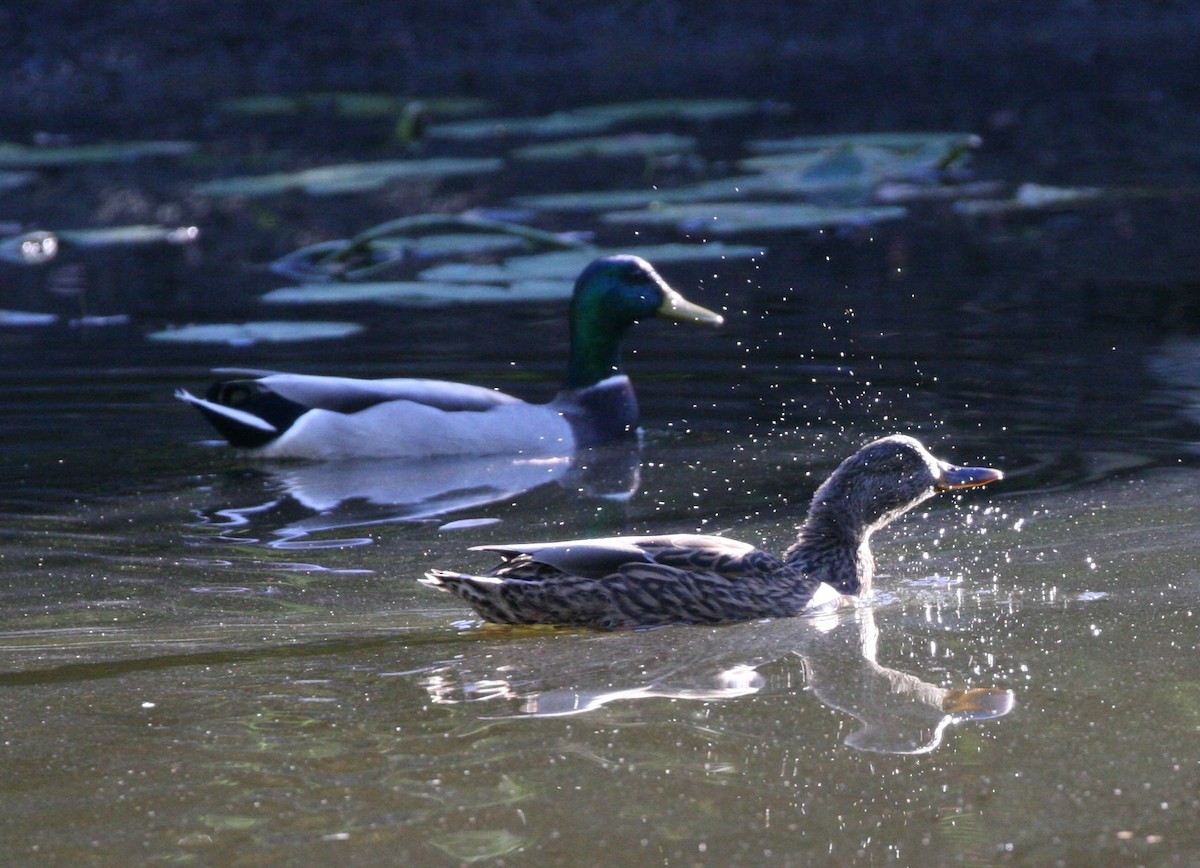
[{"xmin": 1, "ymin": 104, "xmax": 1198, "ymax": 865}]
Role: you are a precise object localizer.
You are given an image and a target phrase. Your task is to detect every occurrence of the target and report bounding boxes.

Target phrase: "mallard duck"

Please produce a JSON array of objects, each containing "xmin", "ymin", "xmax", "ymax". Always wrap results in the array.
[
  {"xmin": 422, "ymin": 435, "xmax": 1002, "ymax": 628},
  {"xmin": 176, "ymin": 255, "xmax": 723, "ymax": 459}
]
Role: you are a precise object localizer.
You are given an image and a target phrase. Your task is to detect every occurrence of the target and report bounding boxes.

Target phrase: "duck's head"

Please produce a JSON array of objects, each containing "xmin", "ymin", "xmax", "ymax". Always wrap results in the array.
[
  {"xmin": 812, "ymin": 434, "xmax": 1003, "ymax": 535},
  {"xmin": 564, "ymin": 255, "xmax": 723, "ymax": 389}
]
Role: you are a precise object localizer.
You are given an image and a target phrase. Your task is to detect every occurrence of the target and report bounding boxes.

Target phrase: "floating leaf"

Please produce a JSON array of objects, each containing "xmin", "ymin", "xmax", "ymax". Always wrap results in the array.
[
  {"xmin": 58, "ymin": 225, "xmax": 200, "ymax": 248},
  {"xmin": 738, "ymin": 146, "xmax": 951, "ymax": 194},
  {"xmin": 512, "ymin": 173, "xmax": 855, "ymax": 212},
  {"xmin": 147, "ymin": 321, "xmax": 363, "ymax": 345},
  {"xmin": 219, "ymin": 93, "xmax": 489, "ymax": 119},
  {"xmin": 512, "ymin": 133, "xmax": 696, "ymax": 161},
  {"xmin": 271, "ymin": 233, "xmax": 532, "ymax": 282},
  {"xmin": 747, "ymin": 131, "xmax": 981, "ymax": 158},
  {"xmin": 194, "ymin": 158, "xmax": 503, "ymax": 197},
  {"xmin": 0, "ymin": 140, "xmax": 196, "ymax": 169},
  {"xmin": 428, "ymin": 829, "xmax": 525, "ymax": 862},
  {"xmin": 418, "ymin": 243, "xmax": 763, "ymax": 284},
  {"xmin": 952, "ymin": 183, "xmax": 1103, "ymax": 216},
  {"xmin": 873, "ymin": 179, "xmax": 1005, "ymax": 204},
  {"xmin": 429, "ymin": 113, "xmax": 613, "ymax": 141},
  {"xmin": 69, "ymin": 314, "xmax": 131, "ymax": 328},
  {"xmin": 429, "ymin": 99, "xmax": 780, "ymax": 142},
  {"xmin": 602, "ymin": 202, "xmax": 907, "ymax": 234},
  {"xmin": 0, "ymin": 310, "xmax": 57, "ymax": 326},
  {"xmin": 0, "ymin": 170, "xmax": 35, "ymax": 192},
  {"xmin": 572, "ymin": 97, "xmax": 785, "ymax": 123},
  {"xmin": 270, "ymin": 213, "xmax": 582, "ymax": 282},
  {"xmin": 260, "ymin": 280, "xmax": 571, "ymax": 306},
  {"xmin": 0, "ymin": 231, "xmax": 58, "ymax": 265}
]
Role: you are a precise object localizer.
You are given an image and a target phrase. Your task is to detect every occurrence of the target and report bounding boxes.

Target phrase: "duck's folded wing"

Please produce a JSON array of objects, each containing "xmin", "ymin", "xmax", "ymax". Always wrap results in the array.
[
  {"xmin": 471, "ymin": 534, "xmax": 766, "ymax": 579},
  {"xmin": 219, "ymin": 373, "xmax": 522, "ymax": 414},
  {"xmin": 473, "ymin": 537, "xmax": 655, "ymax": 578}
]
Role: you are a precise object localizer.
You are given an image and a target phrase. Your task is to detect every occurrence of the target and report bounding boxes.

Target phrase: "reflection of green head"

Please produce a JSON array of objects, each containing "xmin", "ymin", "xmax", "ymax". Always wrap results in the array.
[{"xmin": 564, "ymin": 255, "xmax": 723, "ymax": 390}]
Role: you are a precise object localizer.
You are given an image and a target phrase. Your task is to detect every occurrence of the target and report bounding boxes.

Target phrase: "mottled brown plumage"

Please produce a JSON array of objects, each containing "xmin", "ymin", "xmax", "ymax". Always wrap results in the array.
[{"xmin": 421, "ymin": 435, "xmax": 1002, "ymax": 628}]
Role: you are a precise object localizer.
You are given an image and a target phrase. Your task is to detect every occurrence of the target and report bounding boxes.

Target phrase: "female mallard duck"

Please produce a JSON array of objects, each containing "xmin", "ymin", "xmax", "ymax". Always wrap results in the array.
[
  {"xmin": 422, "ymin": 435, "xmax": 1002, "ymax": 628},
  {"xmin": 176, "ymin": 255, "xmax": 723, "ymax": 460}
]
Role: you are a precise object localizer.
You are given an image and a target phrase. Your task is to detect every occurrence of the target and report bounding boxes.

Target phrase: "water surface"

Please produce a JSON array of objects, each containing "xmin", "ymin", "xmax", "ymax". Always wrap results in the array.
[{"xmin": 1, "ymin": 120, "xmax": 1198, "ymax": 865}]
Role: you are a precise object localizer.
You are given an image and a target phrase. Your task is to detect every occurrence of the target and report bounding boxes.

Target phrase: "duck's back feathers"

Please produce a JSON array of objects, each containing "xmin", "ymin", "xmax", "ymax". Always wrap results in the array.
[
  {"xmin": 214, "ymin": 372, "xmax": 520, "ymax": 415},
  {"xmin": 424, "ymin": 533, "xmax": 814, "ymax": 629}
]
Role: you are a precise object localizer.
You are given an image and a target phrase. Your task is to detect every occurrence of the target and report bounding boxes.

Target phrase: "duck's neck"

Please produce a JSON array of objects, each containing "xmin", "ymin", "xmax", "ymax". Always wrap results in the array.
[
  {"xmin": 784, "ymin": 506, "xmax": 874, "ymax": 596},
  {"xmin": 563, "ymin": 304, "xmax": 631, "ymax": 390}
]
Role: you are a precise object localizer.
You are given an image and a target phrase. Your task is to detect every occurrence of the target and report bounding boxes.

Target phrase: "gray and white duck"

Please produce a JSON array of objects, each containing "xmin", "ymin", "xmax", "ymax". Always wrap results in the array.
[
  {"xmin": 176, "ymin": 255, "xmax": 723, "ymax": 460},
  {"xmin": 422, "ymin": 435, "xmax": 1003, "ymax": 628}
]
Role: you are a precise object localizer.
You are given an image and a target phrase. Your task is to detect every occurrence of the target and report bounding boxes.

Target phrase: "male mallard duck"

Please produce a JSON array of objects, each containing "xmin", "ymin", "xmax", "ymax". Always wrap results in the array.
[
  {"xmin": 176, "ymin": 255, "xmax": 723, "ymax": 459},
  {"xmin": 422, "ymin": 435, "xmax": 1002, "ymax": 628}
]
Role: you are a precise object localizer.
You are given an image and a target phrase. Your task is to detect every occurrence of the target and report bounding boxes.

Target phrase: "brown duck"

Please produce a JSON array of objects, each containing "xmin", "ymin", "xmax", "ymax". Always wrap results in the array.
[{"xmin": 421, "ymin": 435, "xmax": 1002, "ymax": 628}]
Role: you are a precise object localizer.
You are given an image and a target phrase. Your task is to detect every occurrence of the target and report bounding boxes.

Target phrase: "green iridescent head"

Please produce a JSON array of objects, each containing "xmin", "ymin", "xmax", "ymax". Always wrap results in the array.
[{"xmin": 564, "ymin": 255, "xmax": 723, "ymax": 390}]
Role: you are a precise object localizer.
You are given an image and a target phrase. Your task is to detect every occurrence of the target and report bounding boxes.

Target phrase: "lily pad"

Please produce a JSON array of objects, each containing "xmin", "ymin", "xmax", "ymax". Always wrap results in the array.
[
  {"xmin": 270, "ymin": 213, "xmax": 583, "ymax": 282},
  {"xmin": 512, "ymin": 133, "xmax": 696, "ymax": 161},
  {"xmin": 0, "ymin": 231, "xmax": 58, "ymax": 265},
  {"xmin": 952, "ymin": 182, "xmax": 1103, "ymax": 216},
  {"xmin": 194, "ymin": 157, "xmax": 503, "ymax": 197},
  {"xmin": 572, "ymin": 97, "xmax": 784, "ymax": 123},
  {"xmin": 270, "ymin": 233, "xmax": 531, "ymax": 281},
  {"xmin": 0, "ymin": 140, "xmax": 196, "ymax": 169},
  {"xmin": 739, "ymin": 145, "xmax": 959, "ymax": 193},
  {"xmin": 147, "ymin": 321, "xmax": 363, "ymax": 345},
  {"xmin": 418, "ymin": 243, "xmax": 763, "ymax": 283},
  {"xmin": 747, "ymin": 131, "xmax": 981, "ymax": 158},
  {"xmin": 58, "ymin": 225, "xmax": 201, "ymax": 248},
  {"xmin": 260, "ymin": 280, "xmax": 571, "ymax": 306},
  {"xmin": 511, "ymin": 173, "xmax": 850, "ymax": 212},
  {"xmin": 602, "ymin": 202, "xmax": 907, "ymax": 234},
  {"xmin": 0, "ymin": 170, "xmax": 35, "ymax": 192},
  {"xmin": 219, "ymin": 93, "xmax": 490, "ymax": 119},
  {"xmin": 429, "ymin": 113, "xmax": 614, "ymax": 141},
  {"xmin": 0, "ymin": 310, "xmax": 57, "ymax": 326},
  {"xmin": 873, "ymin": 179, "xmax": 1005, "ymax": 204}
]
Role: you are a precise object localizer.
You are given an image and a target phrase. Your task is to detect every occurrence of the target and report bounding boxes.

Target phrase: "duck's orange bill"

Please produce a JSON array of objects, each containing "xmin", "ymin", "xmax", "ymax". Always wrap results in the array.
[{"xmin": 936, "ymin": 463, "xmax": 1004, "ymax": 491}]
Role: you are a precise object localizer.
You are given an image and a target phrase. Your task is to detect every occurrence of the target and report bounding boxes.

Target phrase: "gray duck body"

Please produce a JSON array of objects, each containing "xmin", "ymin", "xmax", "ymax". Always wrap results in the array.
[{"xmin": 422, "ymin": 435, "xmax": 1003, "ymax": 629}]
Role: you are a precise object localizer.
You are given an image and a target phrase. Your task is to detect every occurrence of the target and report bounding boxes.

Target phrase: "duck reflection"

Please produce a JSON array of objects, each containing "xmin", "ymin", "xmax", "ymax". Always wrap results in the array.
[
  {"xmin": 417, "ymin": 605, "xmax": 1014, "ymax": 755},
  {"xmin": 198, "ymin": 444, "xmax": 641, "ymax": 545}
]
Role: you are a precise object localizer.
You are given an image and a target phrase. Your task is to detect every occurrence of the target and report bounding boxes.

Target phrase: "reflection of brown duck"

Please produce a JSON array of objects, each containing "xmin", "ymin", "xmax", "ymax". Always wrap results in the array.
[
  {"xmin": 801, "ymin": 608, "xmax": 1014, "ymax": 754},
  {"xmin": 416, "ymin": 605, "xmax": 1015, "ymax": 754},
  {"xmin": 423, "ymin": 435, "xmax": 1003, "ymax": 628}
]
